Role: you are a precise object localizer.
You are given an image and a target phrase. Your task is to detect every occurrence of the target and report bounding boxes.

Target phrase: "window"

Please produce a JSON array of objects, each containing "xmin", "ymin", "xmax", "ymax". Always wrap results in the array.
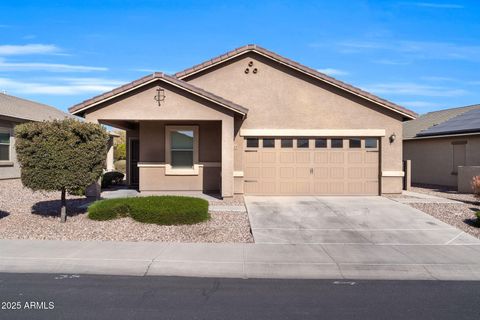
[
  {"xmin": 165, "ymin": 126, "xmax": 199, "ymax": 174},
  {"xmin": 263, "ymin": 138, "xmax": 275, "ymax": 148},
  {"xmin": 246, "ymin": 138, "xmax": 259, "ymax": 148},
  {"xmin": 315, "ymin": 138, "xmax": 327, "ymax": 148},
  {"xmin": 297, "ymin": 138, "xmax": 309, "ymax": 148},
  {"xmin": 171, "ymin": 130, "xmax": 194, "ymax": 168},
  {"xmin": 331, "ymin": 139, "xmax": 343, "ymax": 148},
  {"xmin": 349, "ymin": 138, "xmax": 361, "ymax": 148},
  {"xmin": 281, "ymin": 138, "xmax": 293, "ymax": 148},
  {"xmin": 365, "ymin": 138, "xmax": 378, "ymax": 149},
  {"xmin": 0, "ymin": 130, "xmax": 10, "ymax": 161}
]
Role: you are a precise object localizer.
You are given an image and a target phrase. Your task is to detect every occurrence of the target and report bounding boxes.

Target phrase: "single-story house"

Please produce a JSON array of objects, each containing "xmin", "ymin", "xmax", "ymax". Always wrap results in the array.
[
  {"xmin": 403, "ymin": 104, "xmax": 480, "ymax": 192},
  {"xmin": 0, "ymin": 93, "xmax": 72, "ymax": 180},
  {"xmin": 69, "ymin": 45, "xmax": 416, "ymax": 197}
]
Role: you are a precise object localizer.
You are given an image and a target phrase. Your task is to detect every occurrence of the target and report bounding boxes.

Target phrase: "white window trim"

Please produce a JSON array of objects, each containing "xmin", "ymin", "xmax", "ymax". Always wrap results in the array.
[
  {"xmin": 0, "ymin": 127, "xmax": 12, "ymax": 163},
  {"xmin": 165, "ymin": 125, "xmax": 199, "ymax": 175}
]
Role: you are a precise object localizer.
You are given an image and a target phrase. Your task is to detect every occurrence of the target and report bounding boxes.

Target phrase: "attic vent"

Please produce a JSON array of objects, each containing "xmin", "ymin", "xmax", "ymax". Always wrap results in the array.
[{"xmin": 245, "ymin": 61, "xmax": 258, "ymax": 75}]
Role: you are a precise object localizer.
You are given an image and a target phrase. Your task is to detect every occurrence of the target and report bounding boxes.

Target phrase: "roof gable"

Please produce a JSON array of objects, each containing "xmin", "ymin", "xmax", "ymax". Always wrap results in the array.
[
  {"xmin": 175, "ymin": 44, "xmax": 417, "ymax": 120},
  {"xmin": 69, "ymin": 73, "xmax": 248, "ymax": 117}
]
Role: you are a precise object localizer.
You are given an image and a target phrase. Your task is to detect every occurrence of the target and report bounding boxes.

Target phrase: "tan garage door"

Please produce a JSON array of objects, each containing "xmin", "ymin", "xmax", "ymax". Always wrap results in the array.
[{"xmin": 244, "ymin": 137, "xmax": 379, "ymax": 195}]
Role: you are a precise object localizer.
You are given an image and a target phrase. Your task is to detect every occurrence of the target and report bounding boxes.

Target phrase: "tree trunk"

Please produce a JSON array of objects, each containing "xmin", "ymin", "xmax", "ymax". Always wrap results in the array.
[{"xmin": 60, "ymin": 188, "xmax": 67, "ymax": 223}]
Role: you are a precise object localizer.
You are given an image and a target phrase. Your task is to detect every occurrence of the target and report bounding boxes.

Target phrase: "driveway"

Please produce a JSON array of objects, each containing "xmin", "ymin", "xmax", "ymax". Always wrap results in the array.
[{"xmin": 245, "ymin": 196, "xmax": 480, "ymax": 245}]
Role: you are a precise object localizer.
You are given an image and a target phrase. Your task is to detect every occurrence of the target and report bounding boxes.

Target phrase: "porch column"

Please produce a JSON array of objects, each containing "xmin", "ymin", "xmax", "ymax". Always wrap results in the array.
[
  {"xmin": 221, "ymin": 117, "xmax": 234, "ymax": 197},
  {"xmin": 106, "ymin": 135, "xmax": 115, "ymax": 171}
]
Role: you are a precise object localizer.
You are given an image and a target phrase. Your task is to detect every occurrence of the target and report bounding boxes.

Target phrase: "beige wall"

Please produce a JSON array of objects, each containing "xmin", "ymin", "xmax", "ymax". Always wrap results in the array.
[
  {"xmin": 185, "ymin": 53, "xmax": 405, "ymax": 193},
  {"xmin": 0, "ymin": 118, "xmax": 22, "ymax": 180},
  {"xmin": 84, "ymin": 81, "xmax": 234, "ymax": 196},
  {"xmin": 458, "ymin": 166, "xmax": 480, "ymax": 193},
  {"xmin": 404, "ymin": 135, "xmax": 480, "ymax": 187}
]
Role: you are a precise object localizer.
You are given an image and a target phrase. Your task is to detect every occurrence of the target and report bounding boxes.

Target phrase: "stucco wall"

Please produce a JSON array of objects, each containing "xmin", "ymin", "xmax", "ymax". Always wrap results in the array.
[
  {"xmin": 403, "ymin": 135, "xmax": 480, "ymax": 187},
  {"xmin": 0, "ymin": 118, "xmax": 21, "ymax": 180},
  {"xmin": 458, "ymin": 166, "xmax": 480, "ymax": 193},
  {"xmin": 185, "ymin": 52, "xmax": 406, "ymax": 193},
  {"xmin": 84, "ymin": 81, "xmax": 234, "ymax": 195}
]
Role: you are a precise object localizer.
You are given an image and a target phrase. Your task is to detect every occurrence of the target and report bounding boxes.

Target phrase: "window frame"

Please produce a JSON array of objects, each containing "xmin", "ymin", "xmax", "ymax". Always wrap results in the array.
[
  {"xmin": 365, "ymin": 138, "xmax": 378, "ymax": 149},
  {"xmin": 246, "ymin": 138, "xmax": 259, "ymax": 148},
  {"xmin": 349, "ymin": 138, "xmax": 362, "ymax": 149},
  {"xmin": 281, "ymin": 138, "xmax": 293, "ymax": 148},
  {"xmin": 296, "ymin": 138, "xmax": 310, "ymax": 149},
  {"xmin": 0, "ymin": 127, "xmax": 11, "ymax": 162},
  {"xmin": 331, "ymin": 138, "xmax": 344, "ymax": 149},
  {"xmin": 165, "ymin": 125, "xmax": 199, "ymax": 175},
  {"xmin": 262, "ymin": 138, "xmax": 275, "ymax": 148}
]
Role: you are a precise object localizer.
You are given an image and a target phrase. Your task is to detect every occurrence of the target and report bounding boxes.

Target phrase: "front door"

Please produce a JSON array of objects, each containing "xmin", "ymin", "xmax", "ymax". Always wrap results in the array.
[{"xmin": 130, "ymin": 139, "xmax": 139, "ymax": 185}]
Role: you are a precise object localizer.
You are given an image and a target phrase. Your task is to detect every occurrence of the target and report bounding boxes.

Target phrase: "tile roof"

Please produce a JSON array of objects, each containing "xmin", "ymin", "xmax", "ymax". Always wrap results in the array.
[
  {"xmin": 0, "ymin": 93, "xmax": 71, "ymax": 122},
  {"xmin": 69, "ymin": 72, "xmax": 248, "ymax": 116},
  {"xmin": 403, "ymin": 104, "xmax": 480, "ymax": 139},
  {"xmin": 175, "ymin": 44, "xmax": 417, "ymax": 120}
]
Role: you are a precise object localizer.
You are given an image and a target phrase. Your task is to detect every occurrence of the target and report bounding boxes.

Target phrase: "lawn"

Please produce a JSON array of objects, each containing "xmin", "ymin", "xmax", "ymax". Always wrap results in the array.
[{"xmin": 88, "ymin": 196, "xmax": 210, "ymax": 225}]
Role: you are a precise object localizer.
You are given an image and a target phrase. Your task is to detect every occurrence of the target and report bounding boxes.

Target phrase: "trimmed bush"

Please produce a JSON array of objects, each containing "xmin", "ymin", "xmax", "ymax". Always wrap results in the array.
[
  {"xmin": 101, "ymin": 171, "xmax": 125, "ymax": 188},
  {"xmin": 88, "ymin": 196, "xmax": 209, "ymax": 225}
]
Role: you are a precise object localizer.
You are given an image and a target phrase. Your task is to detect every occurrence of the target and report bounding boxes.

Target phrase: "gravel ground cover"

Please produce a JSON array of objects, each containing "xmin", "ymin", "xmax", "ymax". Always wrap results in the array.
[
  {"xmin": 398, "ymin": 184, "xmax": 480, "ymax": 239},
  {"xmin": 0, "ymin": 180, "xmax": 253, "ymax": 242}
]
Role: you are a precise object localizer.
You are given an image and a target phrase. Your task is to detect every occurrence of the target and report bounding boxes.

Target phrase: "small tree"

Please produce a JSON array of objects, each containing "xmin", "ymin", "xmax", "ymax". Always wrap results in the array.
[{"xmin": 15, "ymin": 119, "xmax": 109, "ymax": 222}]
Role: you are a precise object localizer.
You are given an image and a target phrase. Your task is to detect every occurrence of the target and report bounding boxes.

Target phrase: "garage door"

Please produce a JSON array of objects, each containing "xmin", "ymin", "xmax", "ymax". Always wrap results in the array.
[{"xmin": 244, "ymin": 137, "xmax": 379, "ymax": 195}]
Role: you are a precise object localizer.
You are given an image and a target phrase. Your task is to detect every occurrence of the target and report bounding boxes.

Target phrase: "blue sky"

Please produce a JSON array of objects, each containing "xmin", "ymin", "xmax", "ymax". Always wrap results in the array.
[{"xmin": 0, "ymin": 0, "xmax": 479, "ymax": 114}]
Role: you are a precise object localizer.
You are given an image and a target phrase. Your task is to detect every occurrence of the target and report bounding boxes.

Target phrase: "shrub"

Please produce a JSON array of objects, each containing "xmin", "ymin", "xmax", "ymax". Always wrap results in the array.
[
  {"xmin": 15, "ymin": 119, "xmax": 109, "ymax": 222},
  {"xmin": 114, "ymin": 143, "xmax": 126, "ymax": 161},
  {"xmin": 114, "ymin": 160, "xmax": 126, "ymax": 173},
  {"xmin": 88, "ymin": 196, "xmax": 209, "ymax": 225},
  {"xmin": 472, "ymin": 176, "xmax": 480, "ymax": 198},
  {"xmin": 101, "ymin": 171, "xmax": 125, "ymax": 188}
]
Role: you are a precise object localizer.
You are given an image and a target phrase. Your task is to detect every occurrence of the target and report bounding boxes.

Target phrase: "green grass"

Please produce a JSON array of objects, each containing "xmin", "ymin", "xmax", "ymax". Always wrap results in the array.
[{"xmin": 88, "ymin": 196, "xmax": 210, "ymax": 225}]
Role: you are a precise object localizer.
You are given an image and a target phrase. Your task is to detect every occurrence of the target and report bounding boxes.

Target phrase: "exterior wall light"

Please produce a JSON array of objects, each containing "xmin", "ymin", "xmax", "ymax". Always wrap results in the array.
[{"xmin": 389, "ymin": 133, "xmax": 397, "ymax": 143}]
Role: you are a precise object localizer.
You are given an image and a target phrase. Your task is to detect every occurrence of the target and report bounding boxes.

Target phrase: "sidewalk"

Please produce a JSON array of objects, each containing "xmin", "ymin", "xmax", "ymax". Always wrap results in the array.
[{"xmin": 1, "ymin": 239, "xmax": 480, "ymax": 280}]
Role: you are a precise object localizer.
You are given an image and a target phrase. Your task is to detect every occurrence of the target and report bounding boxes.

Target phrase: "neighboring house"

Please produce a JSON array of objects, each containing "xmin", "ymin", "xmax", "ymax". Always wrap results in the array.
[
  {"xmin": 69, "ymin": 45, "xmax": 416, "ymax": 197},
  {"xmin": 0, "ymin": 93, "xmax": 72, "ymax": 180},
  {"xmin": 403, "ymin": 104, "xmax": 480, "ymax": 192}
]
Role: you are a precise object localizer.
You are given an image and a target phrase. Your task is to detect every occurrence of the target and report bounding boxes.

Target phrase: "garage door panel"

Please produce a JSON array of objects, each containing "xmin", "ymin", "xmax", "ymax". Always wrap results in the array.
[
  {"xmin": 295, "ymin": 152, "xmax": 310, "ymax": 163},
  {"xmin": 314, "ymin": 152, "xmax": 328, "ymax": 163},
  {"xmin": 330, "ymin": 167, "xmax": 345, "ymax": 179},
  {"xmin": 245, "ymin": 152, "xmax": 260, "ymax": 163},
  {"xmin": 280, "ymin": 152, "xmax": 294, "ymax": 163},
  {"xmin": 296, "ymin": 167, "xmax": 310, "ymax": 178},
  {"xmin": 365, "ymin": 151, "xmax": 378, "ymax": 163},
  {"xmin": 244, "ymin": 137, "xmax": 379, "ymax": 196},
  {"xmin": 244, "ymin": 166, "xmax": 260, "ymax": 179},
  {"xmin": 279, "ymin": 167, "xmax": 294, "ymax": 178},
  {"xmin": 348, "ymin": 152, "xmax": 363, "ymax": 163},
  {"xmin": 262, "ymin": 152, "xmax": 276, "ymax": 163}
]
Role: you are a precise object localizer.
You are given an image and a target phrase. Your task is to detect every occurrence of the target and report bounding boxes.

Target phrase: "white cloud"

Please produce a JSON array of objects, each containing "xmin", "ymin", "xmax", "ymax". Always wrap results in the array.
[
  {"xmin": 317, "ymin": 68, "xmax": 349, "ymax": 76},
  {"xmin": 408, "ymin": 2, "xmax": 464, "ymax": 9},
  {"xmin": 0, "ymin": 77, "xmax": 125, "ymax": 95},
  {"xmin": 362, "ymin": 82, "xmax": 468, "ymax": 97},
  {"xmin": 420, "ymin": 76, "xmax": 456, "ymax": 82},
  {"xmin": 399, "ymin": 100, "xmax": 440, "ymax": 108},
  {"xmin": 338, "ymin": 40, "xmax": 480, "ymax": 61},
  {"xmin": 373, "ymin": 59, "xmax": 411, "ymax": 65},
  {"xmin": 0, "ymin": 59, "xmax": 107, "ymax": 72},
  {"xmin": 0, "ymin": 44, "xmax": 60, "ymax": 56}
]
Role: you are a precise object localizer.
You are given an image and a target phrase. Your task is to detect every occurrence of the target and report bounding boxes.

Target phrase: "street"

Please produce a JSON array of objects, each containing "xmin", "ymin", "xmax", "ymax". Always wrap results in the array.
[{"xmin": 0, "ymin": 273, "xmax": 479, "ymax": 319}]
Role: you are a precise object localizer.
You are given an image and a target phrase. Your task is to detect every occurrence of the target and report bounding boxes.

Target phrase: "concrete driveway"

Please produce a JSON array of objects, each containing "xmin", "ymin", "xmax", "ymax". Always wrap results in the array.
[{"xmin": 245, "ymin": 196, "xmax": 480, "ymax": 245}]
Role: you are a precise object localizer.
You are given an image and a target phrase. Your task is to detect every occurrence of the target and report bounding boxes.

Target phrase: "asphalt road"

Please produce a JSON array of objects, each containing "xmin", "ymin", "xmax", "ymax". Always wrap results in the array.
[{"xmin": 0, "ymin": 273, "xmax": 479, "ymax": 320}]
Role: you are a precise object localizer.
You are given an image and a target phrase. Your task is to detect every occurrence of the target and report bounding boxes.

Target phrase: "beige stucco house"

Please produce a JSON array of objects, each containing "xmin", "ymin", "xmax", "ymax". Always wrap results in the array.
[
  {"xmin": 404, "ymin": 104, "xmax": 480, "ymax": 192},
  {"xmin": 0, "ymin": 93, "xmax": 72, "ymax": 180},
  {"xmin": 69, "ymin": 45, "xmax": 416, "ymax": 197}
]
